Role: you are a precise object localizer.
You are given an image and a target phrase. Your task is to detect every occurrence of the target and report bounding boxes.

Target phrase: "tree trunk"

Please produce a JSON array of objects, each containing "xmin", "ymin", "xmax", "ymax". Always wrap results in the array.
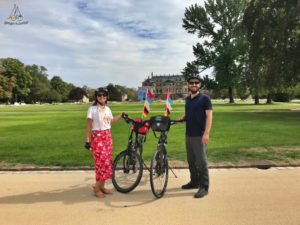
[
  {"xmin": 254, "ymin": 95, "xmax": 259, "ymax": 105},
  {"xmin": 228, "ymin": 87, "xmax": 235, "ymax": 103},
  {"xmin": 266, "ymin": 94, "xmax": 272, "ymax": 104}
]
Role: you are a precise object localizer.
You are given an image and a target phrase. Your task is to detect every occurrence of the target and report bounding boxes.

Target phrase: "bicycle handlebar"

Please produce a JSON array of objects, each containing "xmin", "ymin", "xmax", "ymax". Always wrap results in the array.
[
  {"xmin": 122, "ymin": 113, "xmax": 149, "ymax": 126},
  {"xmin": 170, "ymin": 119, "xmax": 184, "ymax": 125},
  {"xmin": 121, "ymin": 112, "xmax": 132, "ymax": 123},
  {"xmin": 122, "ymin": 113, "xmax": 183, "ymax": 129}
]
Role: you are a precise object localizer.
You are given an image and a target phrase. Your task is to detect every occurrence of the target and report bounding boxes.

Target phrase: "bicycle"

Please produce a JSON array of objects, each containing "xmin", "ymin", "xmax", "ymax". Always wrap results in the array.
[
  {"xmin": 149, "ymin": 115, "xmax": 181, "ymax": 198},
  {"xmin": 112, "ymin": 113, "xmax": 150, "ymax": 193}
]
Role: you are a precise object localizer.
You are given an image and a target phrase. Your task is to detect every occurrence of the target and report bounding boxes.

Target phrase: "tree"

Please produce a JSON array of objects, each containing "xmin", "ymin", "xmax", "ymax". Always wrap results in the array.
[
  {"xmin": 0, "ymin": 66, "xmax": 16, "ymax": 103},
  {"xmin": 40, "ymin": 89, "xmax": 62, "ymax": 103},
  {"xmin": 69, "ymin": 87, "xmax": 86, "ymax": 102},
  {"xmin": 25, "ymin": 64, "xmax": 52, "ymax": 103},
  {"xmin": 115, "ymin": 84, "xmax": 137, "ymax": 101},
  {"xmin": 82, "ymin": 85, "xmax": 93, "ymax": 101},
  {"xmin": 0, "ymin": 73, "xmax": 16, "ymax": 102},
  {"xmin": 243, "ymin": 0, "xmax": 300, "ymax": 104},
  {"xmin": 50, "ymin": 76, "xmax": 71, "ymax": 102},
  {"xmin": 107, "ymin": 84, "xmax": 122, "ymax": 101},
  {"xmin": 126, "ymin": 88, "xmax": 138, "ymax": 100},
  {"xmin": 182, "ymin": 61, "xmax": 203, "ymax": 78},
  {"xmin": 0, "ymin": 58, "xmax": 32, "ymax": 102},
  {"xmin": 182, "ymin": 0, "xmax": 247, "ymax": 103}
]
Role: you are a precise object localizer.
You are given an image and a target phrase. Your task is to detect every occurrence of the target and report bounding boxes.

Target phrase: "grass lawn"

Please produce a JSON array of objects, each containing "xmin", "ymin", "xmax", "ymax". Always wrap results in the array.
[{"xmin": 0, "ymin": 101, "xmax": 299, "ymax": 167}]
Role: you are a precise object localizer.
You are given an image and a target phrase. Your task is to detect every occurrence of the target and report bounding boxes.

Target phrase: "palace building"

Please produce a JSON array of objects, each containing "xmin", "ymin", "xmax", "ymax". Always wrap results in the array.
[{"xmin": 138, "ymin": 72, "xmax": 188, "ymax": 100}]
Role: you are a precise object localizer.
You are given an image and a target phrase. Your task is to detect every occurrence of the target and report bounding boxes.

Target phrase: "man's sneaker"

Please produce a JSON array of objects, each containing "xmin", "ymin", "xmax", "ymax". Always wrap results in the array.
[
  {"xmin": 181, "ymin": 182, "xmax": 199, "ymax": 189},
  {"xmin": 194, "ymin": 188, "xmax": 208, "ymax": 198}
]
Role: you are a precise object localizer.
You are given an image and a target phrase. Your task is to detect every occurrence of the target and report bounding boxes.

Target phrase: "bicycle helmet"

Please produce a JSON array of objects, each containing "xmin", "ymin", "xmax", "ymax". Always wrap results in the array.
[
  {"xmin": 187, "ymin": 75, "xmax": 203, "ymax": 82},
  {"xmin": 94, "ymin": 87, "xmax": 108, "ymax": 97}
]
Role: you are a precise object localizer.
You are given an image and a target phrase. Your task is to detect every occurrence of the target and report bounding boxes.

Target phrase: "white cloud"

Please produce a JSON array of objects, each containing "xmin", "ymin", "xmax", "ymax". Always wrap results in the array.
[{"xmin": 0, "ymin": 0, "xmax": 204, "ymax": 89}]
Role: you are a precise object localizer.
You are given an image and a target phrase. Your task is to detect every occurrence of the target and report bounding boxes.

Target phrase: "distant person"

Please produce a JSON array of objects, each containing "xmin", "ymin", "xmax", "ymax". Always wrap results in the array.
[
  {"xmin": 85, "ymin": 87, "xmax": 123, "ymax": 198},
  {"xmin": 179, "ymin": 75, "xmax": 213, "ymax": 198}
]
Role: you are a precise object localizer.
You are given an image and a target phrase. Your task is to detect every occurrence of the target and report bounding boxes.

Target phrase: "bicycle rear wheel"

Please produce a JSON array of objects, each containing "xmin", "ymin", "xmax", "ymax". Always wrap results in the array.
[
  {"xmin": 150, "ymin": 148, "xmax": 169, "ymax": 198},
  {"xmin": 112, "ymin": 150, "xmax": 143, "ymax": 193}
]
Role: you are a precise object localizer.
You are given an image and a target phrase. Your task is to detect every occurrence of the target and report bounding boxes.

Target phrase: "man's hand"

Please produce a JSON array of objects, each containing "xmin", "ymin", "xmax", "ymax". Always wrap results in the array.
[
  {"xmin": 202, "ymin": 133, "xmax": 209, "ymax": 144},
  {"xmin": 177, "ymin": 115, "xmax": 185, "ymax": 122}
]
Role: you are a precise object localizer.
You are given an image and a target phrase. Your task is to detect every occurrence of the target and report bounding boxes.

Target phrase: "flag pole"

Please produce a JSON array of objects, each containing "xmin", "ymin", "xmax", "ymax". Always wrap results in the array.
[{"xmin": 142, "ymin": 89, "xmax": 154, "ymax": 118}]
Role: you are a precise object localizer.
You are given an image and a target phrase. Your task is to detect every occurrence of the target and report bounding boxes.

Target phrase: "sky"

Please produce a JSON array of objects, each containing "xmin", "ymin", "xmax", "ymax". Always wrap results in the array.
[{"xmin": 0, "ymin": 0, "xmax": 204, "ymax": 89}]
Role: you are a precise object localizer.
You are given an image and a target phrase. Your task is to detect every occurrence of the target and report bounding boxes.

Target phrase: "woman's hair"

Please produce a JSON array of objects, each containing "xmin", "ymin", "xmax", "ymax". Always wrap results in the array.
[{"xmin": 93, "ymin": 87, "xmax": 108, "ymax": 106}]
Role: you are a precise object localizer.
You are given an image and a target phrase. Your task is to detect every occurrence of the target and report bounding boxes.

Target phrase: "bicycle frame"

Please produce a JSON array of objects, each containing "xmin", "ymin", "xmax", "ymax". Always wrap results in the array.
[{"xmin": 125, "ymin": 118, "xmax": 148, "ymax": 157}]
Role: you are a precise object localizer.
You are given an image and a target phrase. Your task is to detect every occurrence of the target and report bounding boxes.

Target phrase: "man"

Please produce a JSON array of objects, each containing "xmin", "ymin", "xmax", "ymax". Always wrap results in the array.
[{"xmin": 180, "ymin": 75, "xmax": 213, "ymax": 198}]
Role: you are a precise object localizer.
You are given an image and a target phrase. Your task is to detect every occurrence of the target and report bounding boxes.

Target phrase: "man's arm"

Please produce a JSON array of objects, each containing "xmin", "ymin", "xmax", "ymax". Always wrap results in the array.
[{"xmin": 202, "ymin": 109, "xmax": 212, "ymax": 144}]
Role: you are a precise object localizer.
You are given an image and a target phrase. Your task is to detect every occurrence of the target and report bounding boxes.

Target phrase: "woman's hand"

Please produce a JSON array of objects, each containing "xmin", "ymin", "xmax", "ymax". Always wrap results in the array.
[{"xmin": 84, "ymin": 142, "xmax": 91, "ymax": 151}]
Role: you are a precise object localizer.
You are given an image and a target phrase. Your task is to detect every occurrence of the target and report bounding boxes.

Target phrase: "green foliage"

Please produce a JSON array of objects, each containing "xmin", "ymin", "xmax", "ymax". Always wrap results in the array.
[
  {"xmin": 115, "ymin": 84, "xmax": 137, "ymax": 100},
  {"xmin": 1, "ymin": 58, "xmax": 32, "ymax": 102},
  {"xmin": 0, "ymin": 59, "xmax": 84, "ymax": 104},
  {"xmin": 25, "ymin": 64, "xmax": 52, "ymax": 103},
  {"xmin": 183, "ymin": 0, "xmax": 248, "ymax": 103},
  {"xmin": 68, "ymin": 87, "xmax": 86, "ymax": 101},
  {"xmin": 0, "ymin": 70, "xmax": 16, "ymax": 101},
  {"xmin": 0, "ymin": 56, "xmax": 139, "ymax": 104},
  {"xmin": 242, "ymin": 0, "xmax": 300, "ymax": 101},
  {"xmin": 291, "ymin": 84, "xmax": 300, "ymax": 99},
  {"xmin": 272, "ymin": 92, "xmax": 290, "ymax": 102},
  {"xmin": 202, "ymin": 75, "xmax": 218, "ymax": 90},
  {"xmin": 107, "ymin": 83, "xmax": 122, "ymax": 101},
  {"xmin": 182, "ymin": 61, "xmax": 202, "ymax": 79},
  {"xmin": 50, "ymin": 76, "xmax": 74, "ymax": 102}
]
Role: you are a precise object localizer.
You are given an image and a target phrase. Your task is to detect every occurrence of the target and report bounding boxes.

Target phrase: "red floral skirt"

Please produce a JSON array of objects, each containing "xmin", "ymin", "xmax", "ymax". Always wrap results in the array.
[{"xmin": 91, "ymin": 129, "xmax": 113, "ymax": 182}]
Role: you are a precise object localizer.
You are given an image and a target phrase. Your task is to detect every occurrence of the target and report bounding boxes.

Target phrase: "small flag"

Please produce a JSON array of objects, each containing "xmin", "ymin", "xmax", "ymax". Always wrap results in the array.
[
  {"xmin": 164, "ymin": 88, "xmax": 173, "ymax": 116},
  {"xmin": 142, "ymin": 89, "xmax": 154, "ymax": 117}
]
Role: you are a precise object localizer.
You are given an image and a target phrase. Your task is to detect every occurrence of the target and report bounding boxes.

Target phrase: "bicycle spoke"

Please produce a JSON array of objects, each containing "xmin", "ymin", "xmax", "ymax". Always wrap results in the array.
[
  {"xmin": 150, "ymin": 149, "xmax": 168, "ymax": 198},
  {"xmin": 112, "ymin": 151, "xmax": 143, "ymax": 193}
]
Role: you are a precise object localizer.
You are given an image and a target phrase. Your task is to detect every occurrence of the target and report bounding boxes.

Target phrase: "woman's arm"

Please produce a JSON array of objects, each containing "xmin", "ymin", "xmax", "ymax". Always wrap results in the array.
[
  {"xmin": 111, "ymin": 113, "xmax": 123, "ymax": 124},
  {"xmin": 85, "ymin": 118, "xmax": 93, "ymax": 143}
]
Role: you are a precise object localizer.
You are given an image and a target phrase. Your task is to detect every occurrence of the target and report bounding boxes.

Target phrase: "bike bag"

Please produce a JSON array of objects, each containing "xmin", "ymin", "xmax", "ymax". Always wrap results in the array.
[
  {"xmin": 150, "ymin": 115, "xmax": 170, "ymax": 132},
  {"xmin": 131, "ymin": 118, "xmax": 150, "ymax": 134}
]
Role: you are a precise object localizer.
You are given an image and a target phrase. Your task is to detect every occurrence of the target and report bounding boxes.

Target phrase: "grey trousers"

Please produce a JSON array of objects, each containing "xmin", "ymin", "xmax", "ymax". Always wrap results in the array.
[{"xmin": 185, "ymin": 136, "xmax": 209, "ymax": 191}]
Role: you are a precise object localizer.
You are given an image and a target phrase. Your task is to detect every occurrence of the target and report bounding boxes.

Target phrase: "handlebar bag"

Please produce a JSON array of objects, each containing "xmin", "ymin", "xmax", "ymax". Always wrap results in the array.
[{"xmin": 150, "ymin": 115, "xmax": 170, "ymax": 132}]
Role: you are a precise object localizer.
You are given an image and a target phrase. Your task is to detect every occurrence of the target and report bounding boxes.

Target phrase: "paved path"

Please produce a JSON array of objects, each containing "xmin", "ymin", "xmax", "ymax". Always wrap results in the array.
[{"xmin": 0, "ymin": 167, "xmax": 299, "ymax": 225}]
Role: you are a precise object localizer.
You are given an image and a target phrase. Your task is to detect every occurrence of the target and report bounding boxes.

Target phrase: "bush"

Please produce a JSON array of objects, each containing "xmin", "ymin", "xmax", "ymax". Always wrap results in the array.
[{"xmin": 273, "ymin": 92, "xmax": 290, "ymax": 102}]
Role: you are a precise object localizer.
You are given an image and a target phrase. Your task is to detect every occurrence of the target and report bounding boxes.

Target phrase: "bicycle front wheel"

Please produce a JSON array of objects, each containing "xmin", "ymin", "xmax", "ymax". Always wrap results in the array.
[
  {"xmin": 112, "ymin": 150, "xmax": 143, "ymax": 193},
  {"xmin": 150, "ymin": 148, "xmax": 169, "ymax": 198}
]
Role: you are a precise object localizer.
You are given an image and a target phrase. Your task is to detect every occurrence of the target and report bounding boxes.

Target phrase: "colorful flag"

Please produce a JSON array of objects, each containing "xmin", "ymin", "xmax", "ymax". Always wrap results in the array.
[
  {"xmin": 164, "ymin": 88, "xmax": 173, "ymax": 116},
  {"xmin": 142, "ymin": 89, "xmax": 154, "ymax": 117}
]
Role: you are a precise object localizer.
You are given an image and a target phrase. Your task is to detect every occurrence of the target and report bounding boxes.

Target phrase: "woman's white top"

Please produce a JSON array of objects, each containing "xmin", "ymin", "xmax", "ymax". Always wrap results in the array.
[{"xmin": 87, "ymin": 105, "xmax": 113, "ymax": 131}]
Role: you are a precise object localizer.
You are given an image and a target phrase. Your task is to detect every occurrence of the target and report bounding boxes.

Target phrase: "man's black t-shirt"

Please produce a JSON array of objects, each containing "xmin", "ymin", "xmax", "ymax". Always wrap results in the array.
[{"xmin": 185, "ymin": 93, "xmax": 212, "ymax": 137}]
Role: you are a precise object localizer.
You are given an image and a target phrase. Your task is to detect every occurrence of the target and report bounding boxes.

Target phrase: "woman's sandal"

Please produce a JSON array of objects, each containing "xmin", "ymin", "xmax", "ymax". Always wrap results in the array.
[
  {"xmin": 94, "ymin": 190, "xmax": 105, "ymax": 198},
  {"xmin": 100, "ymin": 188, "xmax": 113, "ymax": 195}
]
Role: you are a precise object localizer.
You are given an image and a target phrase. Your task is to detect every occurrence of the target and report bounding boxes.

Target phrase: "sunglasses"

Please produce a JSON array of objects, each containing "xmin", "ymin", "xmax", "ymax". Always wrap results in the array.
[
  {"xmin": 97, "ymin": 93, "xmax": 107, "ymax": 97},
  {"xmin": 189, "ymin": 81, "xmax": 200, "ymax": 85}
]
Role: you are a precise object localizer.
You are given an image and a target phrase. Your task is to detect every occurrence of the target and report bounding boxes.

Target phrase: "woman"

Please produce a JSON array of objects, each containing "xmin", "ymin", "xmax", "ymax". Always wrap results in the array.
[{"xmin": 85, "ymin": 87, "xmax": 123, "ymax": 198}]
